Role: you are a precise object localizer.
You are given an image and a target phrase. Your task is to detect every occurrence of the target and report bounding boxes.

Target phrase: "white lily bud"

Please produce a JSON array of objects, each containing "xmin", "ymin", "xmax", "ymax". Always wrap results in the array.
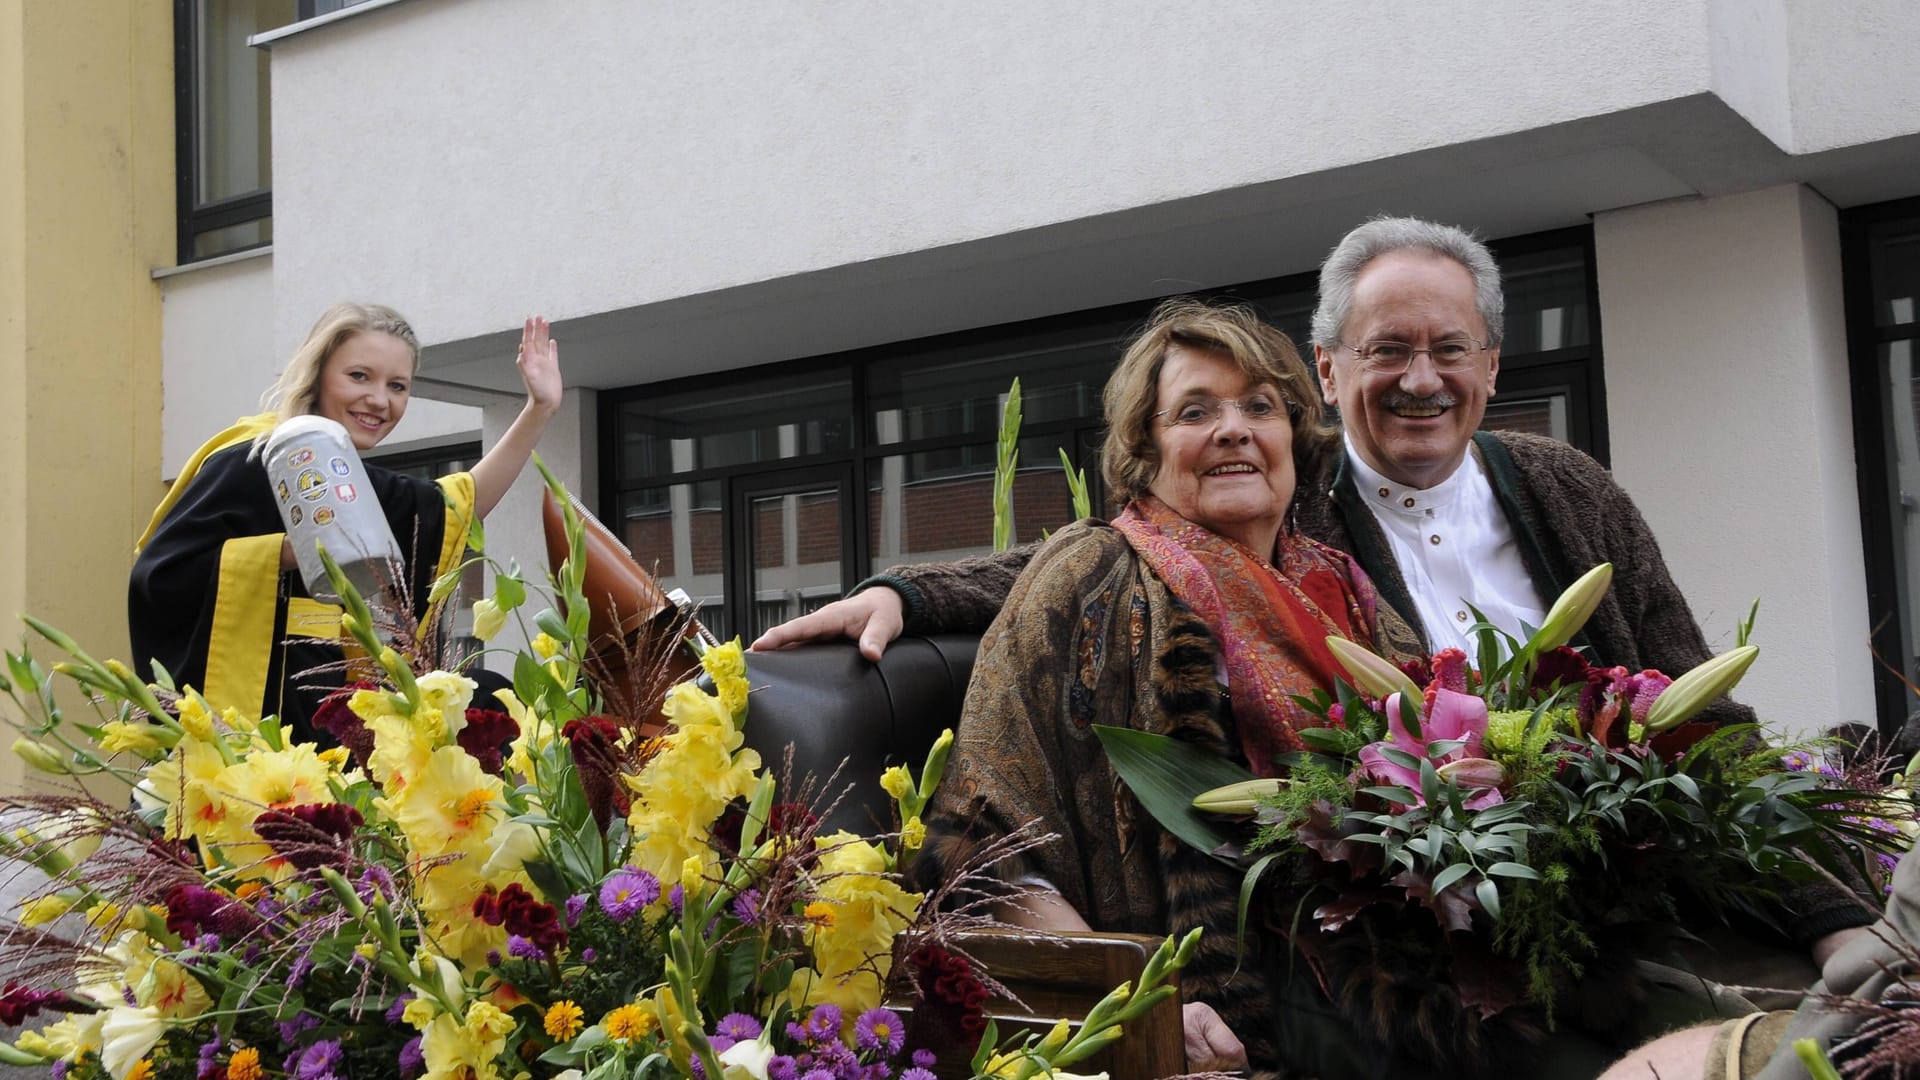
[
  {"xmin": 1192, "ymin": 778, "xmax": 1285, "ymax": 815},
  {"xmin": 1435, "ymin": 758, "xmax": 1506, "ymax": 788},
  {"xmin": 1326, "ymin": 637, "xmax": 1424, "ymax": 715},
  {"xmin": 1525, "ymin": 562, "xmax": 1614, "ymax": 655},
  {"xmin": 1641, "ymin": 645, "xmax": 1759, "ymax": 732}
]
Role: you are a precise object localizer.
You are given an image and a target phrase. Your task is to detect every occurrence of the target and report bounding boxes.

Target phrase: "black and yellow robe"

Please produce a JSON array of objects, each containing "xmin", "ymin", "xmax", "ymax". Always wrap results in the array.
[{"xmin": 128, "ymin": 414, "xmax": 474, "ymax": 740}]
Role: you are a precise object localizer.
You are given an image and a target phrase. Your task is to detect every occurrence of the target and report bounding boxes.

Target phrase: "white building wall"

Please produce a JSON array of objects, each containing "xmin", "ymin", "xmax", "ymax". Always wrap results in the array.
[
  {"xmin": 1595, "ymin": 185, "xmax": 1873, "ymax": 735},
  {"xmin": 157, "ymin": 250, "xmax": 482, "ymax": 479}
]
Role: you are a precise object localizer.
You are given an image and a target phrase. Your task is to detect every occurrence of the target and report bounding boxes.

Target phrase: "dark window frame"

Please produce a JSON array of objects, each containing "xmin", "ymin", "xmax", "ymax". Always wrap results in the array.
[
  {"xmin": 603, "ymin": 227, "xmax": 1606, "ymax": 634},
  {"xmin": 173, "ymin": 0, "xmax": 277, "ymax": 265},
  {"xmin": 1842, "ymin": 195, "xmax": 1920, "ymax": 735}
]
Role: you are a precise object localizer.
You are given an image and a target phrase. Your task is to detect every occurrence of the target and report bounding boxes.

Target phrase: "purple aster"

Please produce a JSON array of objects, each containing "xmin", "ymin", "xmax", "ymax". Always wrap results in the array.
[
  {"xmin": 854, "ymin": 1008, "xmax": 903, "ymax": 1056},
  {"xmin": 191, "ymin": 933, "xmax": 221, "ymax": 953},
  {"xmin": 716, "ymin": 1013, "xmax": 763, "ymax": 1041},
  {"xmin": 668, "ymin": 883, "xmax": 684, "ymax": 915},
  {"xmin": 50, "ymin": 1062, "xmax": 68, "ymax": 1080},
  {"xmin": 294, "ymin": 1039, "xmax": 344, "ymax": 1080},
  {"xmin": 867, "ymin": 1065, "xmax": 893, "ymax": 1080},
  {"xmin": 801, "ymin": 1071, "xmax": 835, "ymax": 1080},
  {"xmin": 197, "ymin": 1039, "xmax": 222, "ymax": 1080},
  {"xmin": 806, "ymin": 1004, "xmax": 842, "ymax": 1041},
  {"xmin": 900, "ymin": 1070, "xmax": 937, "ymax": 1080},
  {"xmin": 580, "ymin": 947, "xmax": 597, "ymax": 963},
  {"xmin": 600, "ymin": 868, "xmax": 660, "ymax": 922},
  {"xmin": 768, "ymin": 1056, "xmax": 798, "ymax": 1080},
  {"xmin": 277, "ymin": 1012, "xmax": 320, "ymax": 1044},
  {"xmin": 911, "ymin": 1051, "xmax": 935, "ymax": 1070},
  {"xmin": 731, "ymin": 888, "xmax": 762, "ymax": 925},
  {"xmin": 506, "ymin": 934, "xmax": 545, "ymax": 960},
  {"xmin": 284, "ymin": 956, "xmax": 315, "ymax": 988},
  {"xmin": 710, "ymin": 1035, "xmax": 737, "ymax": 1054},
  {"xmin": 486, "ymin": 950, "xmax": 503, "ymax": 966},
  {"xmin": 386, "ymin": 993, "xmax": 414, "ymax": 1024},
  {"xmin": 565, "ymin": 894, "xmax": 588, "ymax": 926},
  {"xmin": 398, "ymin": 1036, "xmax": 424, "ymax": 1079},
  {"xmin": 689, "ymin": 1055, "xmax": 707, "ymax": 1080}
]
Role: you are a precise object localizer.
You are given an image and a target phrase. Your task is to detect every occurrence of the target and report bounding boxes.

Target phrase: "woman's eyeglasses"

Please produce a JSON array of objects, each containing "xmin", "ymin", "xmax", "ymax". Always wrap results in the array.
[{"xmin": 1155, "ymin": 393, "xmax": 1290, "ymax": 428}]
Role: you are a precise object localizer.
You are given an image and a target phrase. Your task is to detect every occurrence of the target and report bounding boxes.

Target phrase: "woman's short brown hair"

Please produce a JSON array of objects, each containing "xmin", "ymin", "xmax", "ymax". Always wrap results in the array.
[{"xmin": 1100, "ymin": 297, "xmax": 1333, "ymax": 507}]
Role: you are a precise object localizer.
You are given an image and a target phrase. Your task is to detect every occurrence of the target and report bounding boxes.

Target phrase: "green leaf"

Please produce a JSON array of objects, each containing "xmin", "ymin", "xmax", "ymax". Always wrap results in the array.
[
  {"xmin": 1237, "ymin": 852, "xmax": 1282, "ymax": 963},
  {"xmin": 1475, "ymin": 877, "xmax": 1503, "ymax": 920},
  {"xmin": 1486, "ymin": 861, "xmax": 1543, "ymax": 880},
  {"xmin": 466, "ymin": 510, "xmax": 486, "ymax": 554},
  {"xmin": 1431, "ymin": 862, "xmax": 1474, "ymax": 895},
  {"xmin": 495, "ymin": 571, "xmax": 528, "ymax": 611},
  {"xmin": 1359, "ymin": 785, "xmax": 1420, "ymax": 806},
  {"xmin": 1092, "ymin": 725, "xmax": 1256, "ymax": 863},
  {"xmin": 535, "ymin": 608, "xmax": 571, "ymax": 642}
]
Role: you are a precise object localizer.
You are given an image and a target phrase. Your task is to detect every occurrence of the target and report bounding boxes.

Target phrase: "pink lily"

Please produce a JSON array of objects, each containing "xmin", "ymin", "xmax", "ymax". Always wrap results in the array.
[{"xmin": 1357, "ymin": 686, "xmax": 1504, "ymax": 810}]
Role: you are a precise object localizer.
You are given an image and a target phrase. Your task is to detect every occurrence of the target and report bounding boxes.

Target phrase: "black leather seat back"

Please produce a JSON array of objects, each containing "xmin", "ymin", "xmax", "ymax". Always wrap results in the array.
[{"xmin": 720, "ymin": 635, "xmax": 978, "ymax": 834}]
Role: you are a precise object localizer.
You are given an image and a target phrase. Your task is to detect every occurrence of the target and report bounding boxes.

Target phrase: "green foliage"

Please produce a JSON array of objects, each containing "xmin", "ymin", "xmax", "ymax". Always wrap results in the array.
[{"xmin": 992, "ymin": 380, "xmax": 1022, "ymax": 552}]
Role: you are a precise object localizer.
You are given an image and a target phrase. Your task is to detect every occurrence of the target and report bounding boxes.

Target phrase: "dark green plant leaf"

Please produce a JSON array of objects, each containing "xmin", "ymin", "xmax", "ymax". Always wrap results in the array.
[{"xmin": 1093, "ymin": 726, "xmax": 1255, "ymax": 864}]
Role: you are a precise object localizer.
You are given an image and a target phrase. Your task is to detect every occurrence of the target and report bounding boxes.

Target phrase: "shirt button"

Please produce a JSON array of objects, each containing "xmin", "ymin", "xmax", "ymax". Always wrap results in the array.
[
  {"xmin": 1403, "ymin": 497, "xmax": 1416, "ymax": 508},
  {"xmin": 1429, "ymin": 534, "xmax": 1442, "ymax": 545},
  {"xmin": 1456, "ymin": 610, "xmax": 1468, "ymax": 622},
  {"xmin": 1378, "ymin": 487, "xmax": 1390, "ymax": 498}
]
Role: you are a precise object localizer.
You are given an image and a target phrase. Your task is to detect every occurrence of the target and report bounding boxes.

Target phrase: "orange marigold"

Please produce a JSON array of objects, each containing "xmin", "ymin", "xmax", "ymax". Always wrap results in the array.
[{"xmin": 227, "ymin": 1047, "xmax": 263, "ymax": 1080}]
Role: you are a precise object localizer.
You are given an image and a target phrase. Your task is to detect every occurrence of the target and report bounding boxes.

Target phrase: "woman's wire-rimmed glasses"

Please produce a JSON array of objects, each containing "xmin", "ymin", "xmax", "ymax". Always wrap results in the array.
[{"xmin": 1154, "ymin": 393, "xmax": 1292, "ymax": 428}]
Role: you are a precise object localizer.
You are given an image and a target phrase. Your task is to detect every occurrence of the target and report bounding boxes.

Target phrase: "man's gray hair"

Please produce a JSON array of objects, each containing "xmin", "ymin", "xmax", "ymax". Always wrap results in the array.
[{"xmin": 1310, "ymin": 216, "xmax": 1505, "ymax": 350}]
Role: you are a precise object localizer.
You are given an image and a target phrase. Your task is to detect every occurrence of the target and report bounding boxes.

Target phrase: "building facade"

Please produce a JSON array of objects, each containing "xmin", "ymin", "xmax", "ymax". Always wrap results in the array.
[{"xmin": 12, "ymin": 1, "xmax": 1920, "ymax": 780}]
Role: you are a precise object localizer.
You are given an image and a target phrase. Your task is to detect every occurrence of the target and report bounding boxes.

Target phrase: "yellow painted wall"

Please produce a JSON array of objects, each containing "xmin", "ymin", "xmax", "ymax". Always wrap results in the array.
[{"xmin": 0, "ymin": 0, "xmax": 172, "ymax": 793}]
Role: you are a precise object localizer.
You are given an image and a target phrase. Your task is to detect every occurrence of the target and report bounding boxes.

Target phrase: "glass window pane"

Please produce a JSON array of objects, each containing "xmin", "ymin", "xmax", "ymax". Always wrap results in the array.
[
  {"xmin": 1869, "ymin": 223, "xmax": 1920, "ymax": 329},
  {"xmin": 196, "ymin": 0, "xmax": 292, "ymax": 206},
  {"xmin": 191, "ymin": 217, "xmax": 272, "ymax": 260},
  {"xmin": 1498, "ymin": 247, "xmax": 1590, "ymax": 355},
  {"xmin": 617, "ymin": 369, "xmax": 852, "ymax": 480},
  {"xmin": 616, "ymin": 480, "xmax": 724, "ymax": 629},
  {"xmin": 747, "ymin": 486, "xmax": 844, "ymax": 640},
  {"xmin": 868, "ymin": 338, "xmax": 1116, "ymax": 445},
  {"xmin": 867, "ymin": 435, "xmax": 1078, "ymax": 572},
  {"xmin": 1481, "ymin": 393, "xmax": 1569, "ymax": 442},
  {"xmin": 1882, "ymin": 337, "xmax": 1920, "ymax": 688}
]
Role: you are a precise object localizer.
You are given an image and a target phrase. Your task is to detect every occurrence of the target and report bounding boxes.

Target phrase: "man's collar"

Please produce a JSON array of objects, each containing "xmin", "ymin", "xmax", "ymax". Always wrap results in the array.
[{"xmin": 1342, "ymin": 434, "xmax": 1477, "ymax": 514}]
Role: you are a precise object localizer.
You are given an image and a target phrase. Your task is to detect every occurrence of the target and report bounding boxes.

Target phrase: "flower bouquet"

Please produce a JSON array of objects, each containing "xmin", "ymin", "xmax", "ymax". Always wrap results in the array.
[
  {"xmin": 0, "ymin": 474, "xmax": 1190, "ymax": 1080},
  {"xmin": 1098, "ymin": 565, "xmax": 1914, "ymax": 1069}
]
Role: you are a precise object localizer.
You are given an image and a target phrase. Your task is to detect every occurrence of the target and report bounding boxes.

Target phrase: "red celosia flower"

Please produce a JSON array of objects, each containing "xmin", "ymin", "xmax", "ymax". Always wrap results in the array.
[
  {"xmin": 163, "ymin": 883, "xmax": 260, "ymax": 940},
  {"xmin": 253, "ymin": 803, "xmax": 364, "ymax": 871},
  {"xmin": 311, "ymin": 682, "xmax": 377, "ymax": 766},
  {"xmin": 712, "ymin": 801, "xmax": 818, "ymax": 860},
  {"xmin": 0, "ymin": 983, "xmax": 78, "ymax": 1026},
  {"xmin": 1430, "ymin": 648, "xmax": 1471, "ymax": 694},
  {"xmin": 1531, "ymin": 647, "xmax": 1593, "ymax": 697},
  {"xmin": 458, "ymin": 708, "xmax": 517, "ymax": 774},
  {"xmin": 561, "ymin": 716, "xmax": 628, "ymax": 831},
  {"xmin": 472, "ymin": 883, "xmax": 566, "ymax": 952},
  {"xmin": 903, "ymin": 944, "xmax": 990, "ymax": 1054}
]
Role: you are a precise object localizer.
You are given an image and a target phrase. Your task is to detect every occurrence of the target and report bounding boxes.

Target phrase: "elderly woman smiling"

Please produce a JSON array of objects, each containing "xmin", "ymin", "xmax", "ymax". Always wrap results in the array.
[{"xmin": 915, "ymin": 298, "xmax": 1420, "ymax": 1076}]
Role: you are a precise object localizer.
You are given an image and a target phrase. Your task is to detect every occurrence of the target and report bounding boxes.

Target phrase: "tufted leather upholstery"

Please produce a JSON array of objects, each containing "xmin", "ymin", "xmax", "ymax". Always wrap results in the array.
[{"xmin": 722, "ymin": 635, "xmax": 978, "ymax": 834}]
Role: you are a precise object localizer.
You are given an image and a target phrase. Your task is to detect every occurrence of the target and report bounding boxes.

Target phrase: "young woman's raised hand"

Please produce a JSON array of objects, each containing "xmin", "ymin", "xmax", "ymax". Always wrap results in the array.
[{"xmin": 518, "ymin": 315, "xmax": 564, "ymax": 415}]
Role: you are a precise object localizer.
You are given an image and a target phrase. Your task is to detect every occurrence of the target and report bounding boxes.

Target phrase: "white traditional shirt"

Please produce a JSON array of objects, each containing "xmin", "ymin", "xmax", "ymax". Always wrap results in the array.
[{"xmin": 1344, "ymin": 434, "xmax": 1548, "ymax": 654}]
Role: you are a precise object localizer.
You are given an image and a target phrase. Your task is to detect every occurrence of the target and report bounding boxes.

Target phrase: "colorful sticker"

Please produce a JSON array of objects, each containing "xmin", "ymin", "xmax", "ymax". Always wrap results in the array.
[
  {"xmin": 334, "ymin": 483, "xmax": 358, "ymax": 503},
  {"xmin": 290, "ymin": 448, "xmax": 315, "ymax": 467},
  {"xmin": 313, "ymin": 507, "xmax": 336, "ymax": 527},
  {"xmin": 297, "ymin": 468, "xmax": 328, "ymax": 501},
  {"xmin": 276, "ymin": 480, "xmax": 290, "ymax": 503},
  {"xmin": 289, "ymin": 505, "xmax": 303, "ymax": 526},
  {"xmin": 329, "ymin": 457, "xmax": 351, "ymax": 477}
]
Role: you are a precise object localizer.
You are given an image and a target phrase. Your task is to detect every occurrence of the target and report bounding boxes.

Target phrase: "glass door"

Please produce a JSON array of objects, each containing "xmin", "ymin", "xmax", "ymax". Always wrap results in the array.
[{"xmin": 728, "ymin": 466, "xmax": 857, "ymax": 642}]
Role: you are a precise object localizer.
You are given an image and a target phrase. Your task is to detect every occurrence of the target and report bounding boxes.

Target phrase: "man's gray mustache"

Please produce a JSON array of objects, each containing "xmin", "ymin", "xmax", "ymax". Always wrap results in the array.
[{"xmin": 1377, "ymin": 391, "xmax": 1458, "ymax": 411}]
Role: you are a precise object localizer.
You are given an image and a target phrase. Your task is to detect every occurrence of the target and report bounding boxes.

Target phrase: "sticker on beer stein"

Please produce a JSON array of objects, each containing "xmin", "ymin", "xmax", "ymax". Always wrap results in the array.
[
  {"xmin": 290, "ymin": 448, "xmax": 315, "ymax": 467},
  {"xmin": 313, "ymin": 507, "xmax": 336, "ymax": 527},
  {"xmin": 289, "ymin": 505, "xmax": 303, "ymax": 526},
  {"xmin": 276, "ymin": 480, "xmax": 291, "ymax": 503},
  {"xmin": 298, "ymin": 469, "xmax": 328, "ymax": 501},
  {"xmin": 329, "ymin": 457, "xmax": 351, "ymax": 477},
  {"xmin": 335, "ymin": 484, "xmax": 358, "ymax": 503}
]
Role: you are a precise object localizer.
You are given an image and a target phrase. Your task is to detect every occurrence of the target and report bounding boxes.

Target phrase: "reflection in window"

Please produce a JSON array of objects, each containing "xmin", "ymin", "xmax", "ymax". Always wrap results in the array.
[
  {"xmin": 618, "ymin": 370, "xmax": 852, "ymax": 480},
  {"xmin": 177, "ymin": 0, "xmax": 291, "ymax": 262},
  {"xmin": 1852, "ymin": 204, "xmax": 1920, "ymax": 729},
  {"xmin": 867, "ymin": 436, "xmax": 1077, "ymax": 573}
]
